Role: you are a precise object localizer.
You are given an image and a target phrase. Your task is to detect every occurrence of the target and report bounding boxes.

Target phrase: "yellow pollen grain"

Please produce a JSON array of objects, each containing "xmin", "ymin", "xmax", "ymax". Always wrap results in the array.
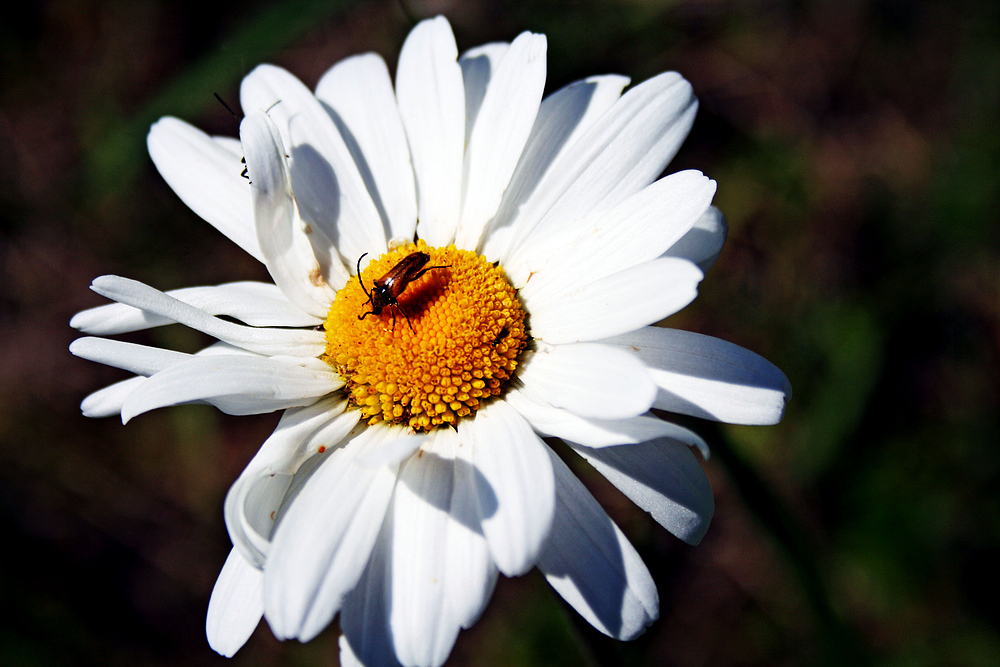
[{"xmin": 323, "ymin": 240, "xmax": 529, "ymax": 432}]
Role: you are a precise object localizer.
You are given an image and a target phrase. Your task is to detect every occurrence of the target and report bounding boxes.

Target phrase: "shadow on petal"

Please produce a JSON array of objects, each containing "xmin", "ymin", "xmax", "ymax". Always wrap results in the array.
[
  {"xmin": 288, "ymin": 143, "xmax": 342, "ymax": 269},
  {"xmin": 322, "ymin": 102, "xmax": 394, "ymax": 243},
  {"xmin": 395, "ymin": 449, "xmax": 498, "ymax": 533}
]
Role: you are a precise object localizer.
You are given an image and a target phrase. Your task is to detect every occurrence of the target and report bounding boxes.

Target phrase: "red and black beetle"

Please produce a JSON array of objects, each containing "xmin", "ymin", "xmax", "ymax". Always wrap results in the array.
[{"xmin": 357, "ymin": 251, "xmax": 449, "ymax": 331}]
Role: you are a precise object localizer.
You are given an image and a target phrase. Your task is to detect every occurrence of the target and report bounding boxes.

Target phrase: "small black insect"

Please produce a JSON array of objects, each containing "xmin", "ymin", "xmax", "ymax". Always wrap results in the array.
[
  {"xmin": 492, "ymin": 325, "xmax": 509, "ymax": 347},
  {"xmin": 214, "ymin": 93, "xmax": 253, "ymax": 183},
  {"xmin": 357, "ymin": 252, "xmax": 449, "ymax": 331}
]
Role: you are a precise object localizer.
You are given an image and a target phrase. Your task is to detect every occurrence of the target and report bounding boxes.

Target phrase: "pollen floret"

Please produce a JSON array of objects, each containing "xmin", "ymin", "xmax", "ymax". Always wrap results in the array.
[{"xmin": 323, "ymin": 241, "xmax": 528, "ymax": 431}]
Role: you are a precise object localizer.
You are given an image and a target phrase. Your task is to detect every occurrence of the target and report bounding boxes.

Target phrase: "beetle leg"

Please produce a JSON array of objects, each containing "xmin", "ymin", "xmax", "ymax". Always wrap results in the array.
[{"xmin": 392, "ymin": 303, "xmax": 415, "ymax": 333}]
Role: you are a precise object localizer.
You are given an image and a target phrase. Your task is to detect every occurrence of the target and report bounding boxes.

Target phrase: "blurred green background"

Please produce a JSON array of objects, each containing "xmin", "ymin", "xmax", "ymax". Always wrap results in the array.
[{"xmin": 2, "ymin": 0, "xmax": 998, "ymax": 665}]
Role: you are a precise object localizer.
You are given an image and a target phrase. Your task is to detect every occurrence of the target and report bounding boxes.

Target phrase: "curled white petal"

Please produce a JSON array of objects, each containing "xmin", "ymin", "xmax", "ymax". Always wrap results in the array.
[
  {"xmin": 70, "ymin": 281, "xmax": 320, "ymax": 334},
  {"xmin": 225, "ymin": 396, "xmax": 359, "ymax": 567},
  {"xmin": 75, "ymin": 341, "xmax": 258, "ymax": 417},
  {"xmin": 119, "ymin": 354, "xmax": 340, "ymax": 423},
  {"xmin": 80, "ymin": 376, "xmax": 146, "ymax": 418},
  {"xmin": 241, "ymin": 111, "xmax": 343, "ymax": 316},
  {"xmin": 207, "ymin": 548, "xmax": 264, "ymax": 657},
  {"xmin": 70, "ymin": 337, "xmax": 188, "ymax": 376},
  {"xmin": 88, "ymin": 275, "xmax": 326, "ymax": 358},
  {"xmin": 242, "ymin": 65, "xmax": 387, "ymax": 267}
]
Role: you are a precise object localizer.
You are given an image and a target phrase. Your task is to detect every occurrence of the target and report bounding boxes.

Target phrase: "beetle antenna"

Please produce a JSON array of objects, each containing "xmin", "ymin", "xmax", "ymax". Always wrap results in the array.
[
  {"xmin": 214, "ymin": 93, "xmax": 240, "ymax": 120},
  {"xmin": 356, "ymin": 253, "xmax": 372, "ymax": 300}
]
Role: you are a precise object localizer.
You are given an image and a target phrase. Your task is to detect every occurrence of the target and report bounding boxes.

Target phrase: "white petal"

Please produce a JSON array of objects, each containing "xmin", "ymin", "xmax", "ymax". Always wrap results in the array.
[
  {"xmin": 70, "ymin": 281, "xmax": 320, "ymax": 334},
  {"xmin": 446, "ymin": 429, "xmax": 498, "ymax": 628},
  {"xmin": 459, "ymin": 41, "xmax": 510, "ymax": 146},
  {"xmin": 526, "ymin": 257, "xmax": 703, "ymax": 344},
  {"xmin": 505, "ymin": 386, "xmax": 707, "ymax": 450},
  {"xmin": 455, "ymin": 32, "xmax": 547, "ymax": 250},
  {"xmin": 212, "ymin": 135, "xmax": 243, "ymax": 157},
  {"xmin": 263, "ymin": 425, "xmax": 412, "ymax": 642},
  {"xmin": 516, "ymin": 343, "xmax": 656, "ymax": 420},
  {"xmin": 315, "ymin": 53, "xmax": 417, "ymax": 242},
  {"xmin": 339, "ymin": 517, "xmax": 403, "ymax": 667},
  {"xmin": 354, "ymin": 434, "xmax": 426, "ymax": 469},
  {"xmin": 147, "ymin": 117, "xmax": 261, "ymax": 261},
  {"xmin": 88, "ymin": 275, "xmax": 326, "ymax": 358},
  {"xmin": 76, "ymin": 341, "xmax": 258, "ymax": 418},
  {"xmin": 241, "ymin": 111, "xmax": 343, "ymax": 317},
  {"xmin": 80, "ymin": 376, "xmax": 145, "ymax": 417},
  {"xmin": 337, "ymin": 635, "xmax": 375, "ymax": 667},
  {"xmin": 195, "ymin": 340, "xmax": 261, "ymax": 357},
  {"xmin": 389, "ymin": 435, "xmax": 460, "ymax": 667},
  {"xmin": 570, "ymin": 438, "xmax": 714, "ymax": 545},
  {"xmin": 462, "ymin": 400, "xmax": 554, "ymax": 576},
  {"xmin": 207, "ymin": 548, "xmax": 264, "ymax": 657},
  {"xmin": 381, "ymin": 430, "xmax": 497, "ymax": 664},
  {"xmin": 231, "ymin": 470, "xmax": 291, "ymax": 569},
  {"xmin": 602, "ymin": 327, "xmax": 791, "ymax": 425},
  {"xmin": 120, "ymin": 354, "xmax": 340, "ymax": 422},
  {"xmin": 663, "ymin": 205, "xmax": 727, "ymax": 271},
  {"xmin": 70, "ymin": 337, "xmax": 188, "ymax": 376},
  {"xmin": 225, "ymin": 397, "xmax": 359, "ymax": 567},
  {"xmin": 481, "ymin": 74, "xmax": 631, "ymax": 261},
  {"xmin": 538, "ymin": 448, "xmax": 658, "ymax": 639},
  {"xmin": 71, "ymin": 338, "xmax": 257, "ymax": 377},
  {"xmin": 396, "ymin": 16, "xmax": 465, "ymax": 246},
  {"xmin": 520, "ymin": 170, "xmax": 715, "ymax": 303},
  {"xmin": 242, "ymin": 64, "xmax": 387, "ymax": 265},
  {"xmin": 503, "ymin": 72, "xmax": 698, "ymax": 284}
]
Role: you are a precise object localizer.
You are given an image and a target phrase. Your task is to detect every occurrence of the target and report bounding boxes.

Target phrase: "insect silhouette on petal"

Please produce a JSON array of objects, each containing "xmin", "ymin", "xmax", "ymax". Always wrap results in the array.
[
  {"xmin": 357, "ymin": 252, "xmax": 449, "ymax": 332},
  {"xmin": 214, "ymin": 93, "xmax": 252, "ymax": 183}
]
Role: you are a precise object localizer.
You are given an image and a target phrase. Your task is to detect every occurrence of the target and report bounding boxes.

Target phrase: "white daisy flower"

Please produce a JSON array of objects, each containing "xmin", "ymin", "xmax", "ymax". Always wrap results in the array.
[{"xmin": 70, "ymin": 16, "xmax": 790, "ymax": 667}]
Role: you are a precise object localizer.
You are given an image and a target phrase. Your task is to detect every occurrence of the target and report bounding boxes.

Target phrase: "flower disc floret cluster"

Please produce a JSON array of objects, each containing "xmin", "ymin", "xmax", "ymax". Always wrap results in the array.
[{"xmin": 324, "ymin": 241, "xmax": 528, "ymax": 431}]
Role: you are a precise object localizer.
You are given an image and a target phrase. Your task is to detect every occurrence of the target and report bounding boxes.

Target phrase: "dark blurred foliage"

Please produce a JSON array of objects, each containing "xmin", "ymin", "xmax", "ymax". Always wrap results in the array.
[{"xmin": 1, "ymin": 0, "xmax": 998, "ymax": 665}]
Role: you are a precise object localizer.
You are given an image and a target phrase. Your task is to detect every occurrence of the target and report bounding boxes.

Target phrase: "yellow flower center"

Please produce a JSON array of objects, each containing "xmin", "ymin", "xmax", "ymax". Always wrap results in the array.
[{"xmin": 323, "ymin": 241, "xmax": 529, "ymax": 432}]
